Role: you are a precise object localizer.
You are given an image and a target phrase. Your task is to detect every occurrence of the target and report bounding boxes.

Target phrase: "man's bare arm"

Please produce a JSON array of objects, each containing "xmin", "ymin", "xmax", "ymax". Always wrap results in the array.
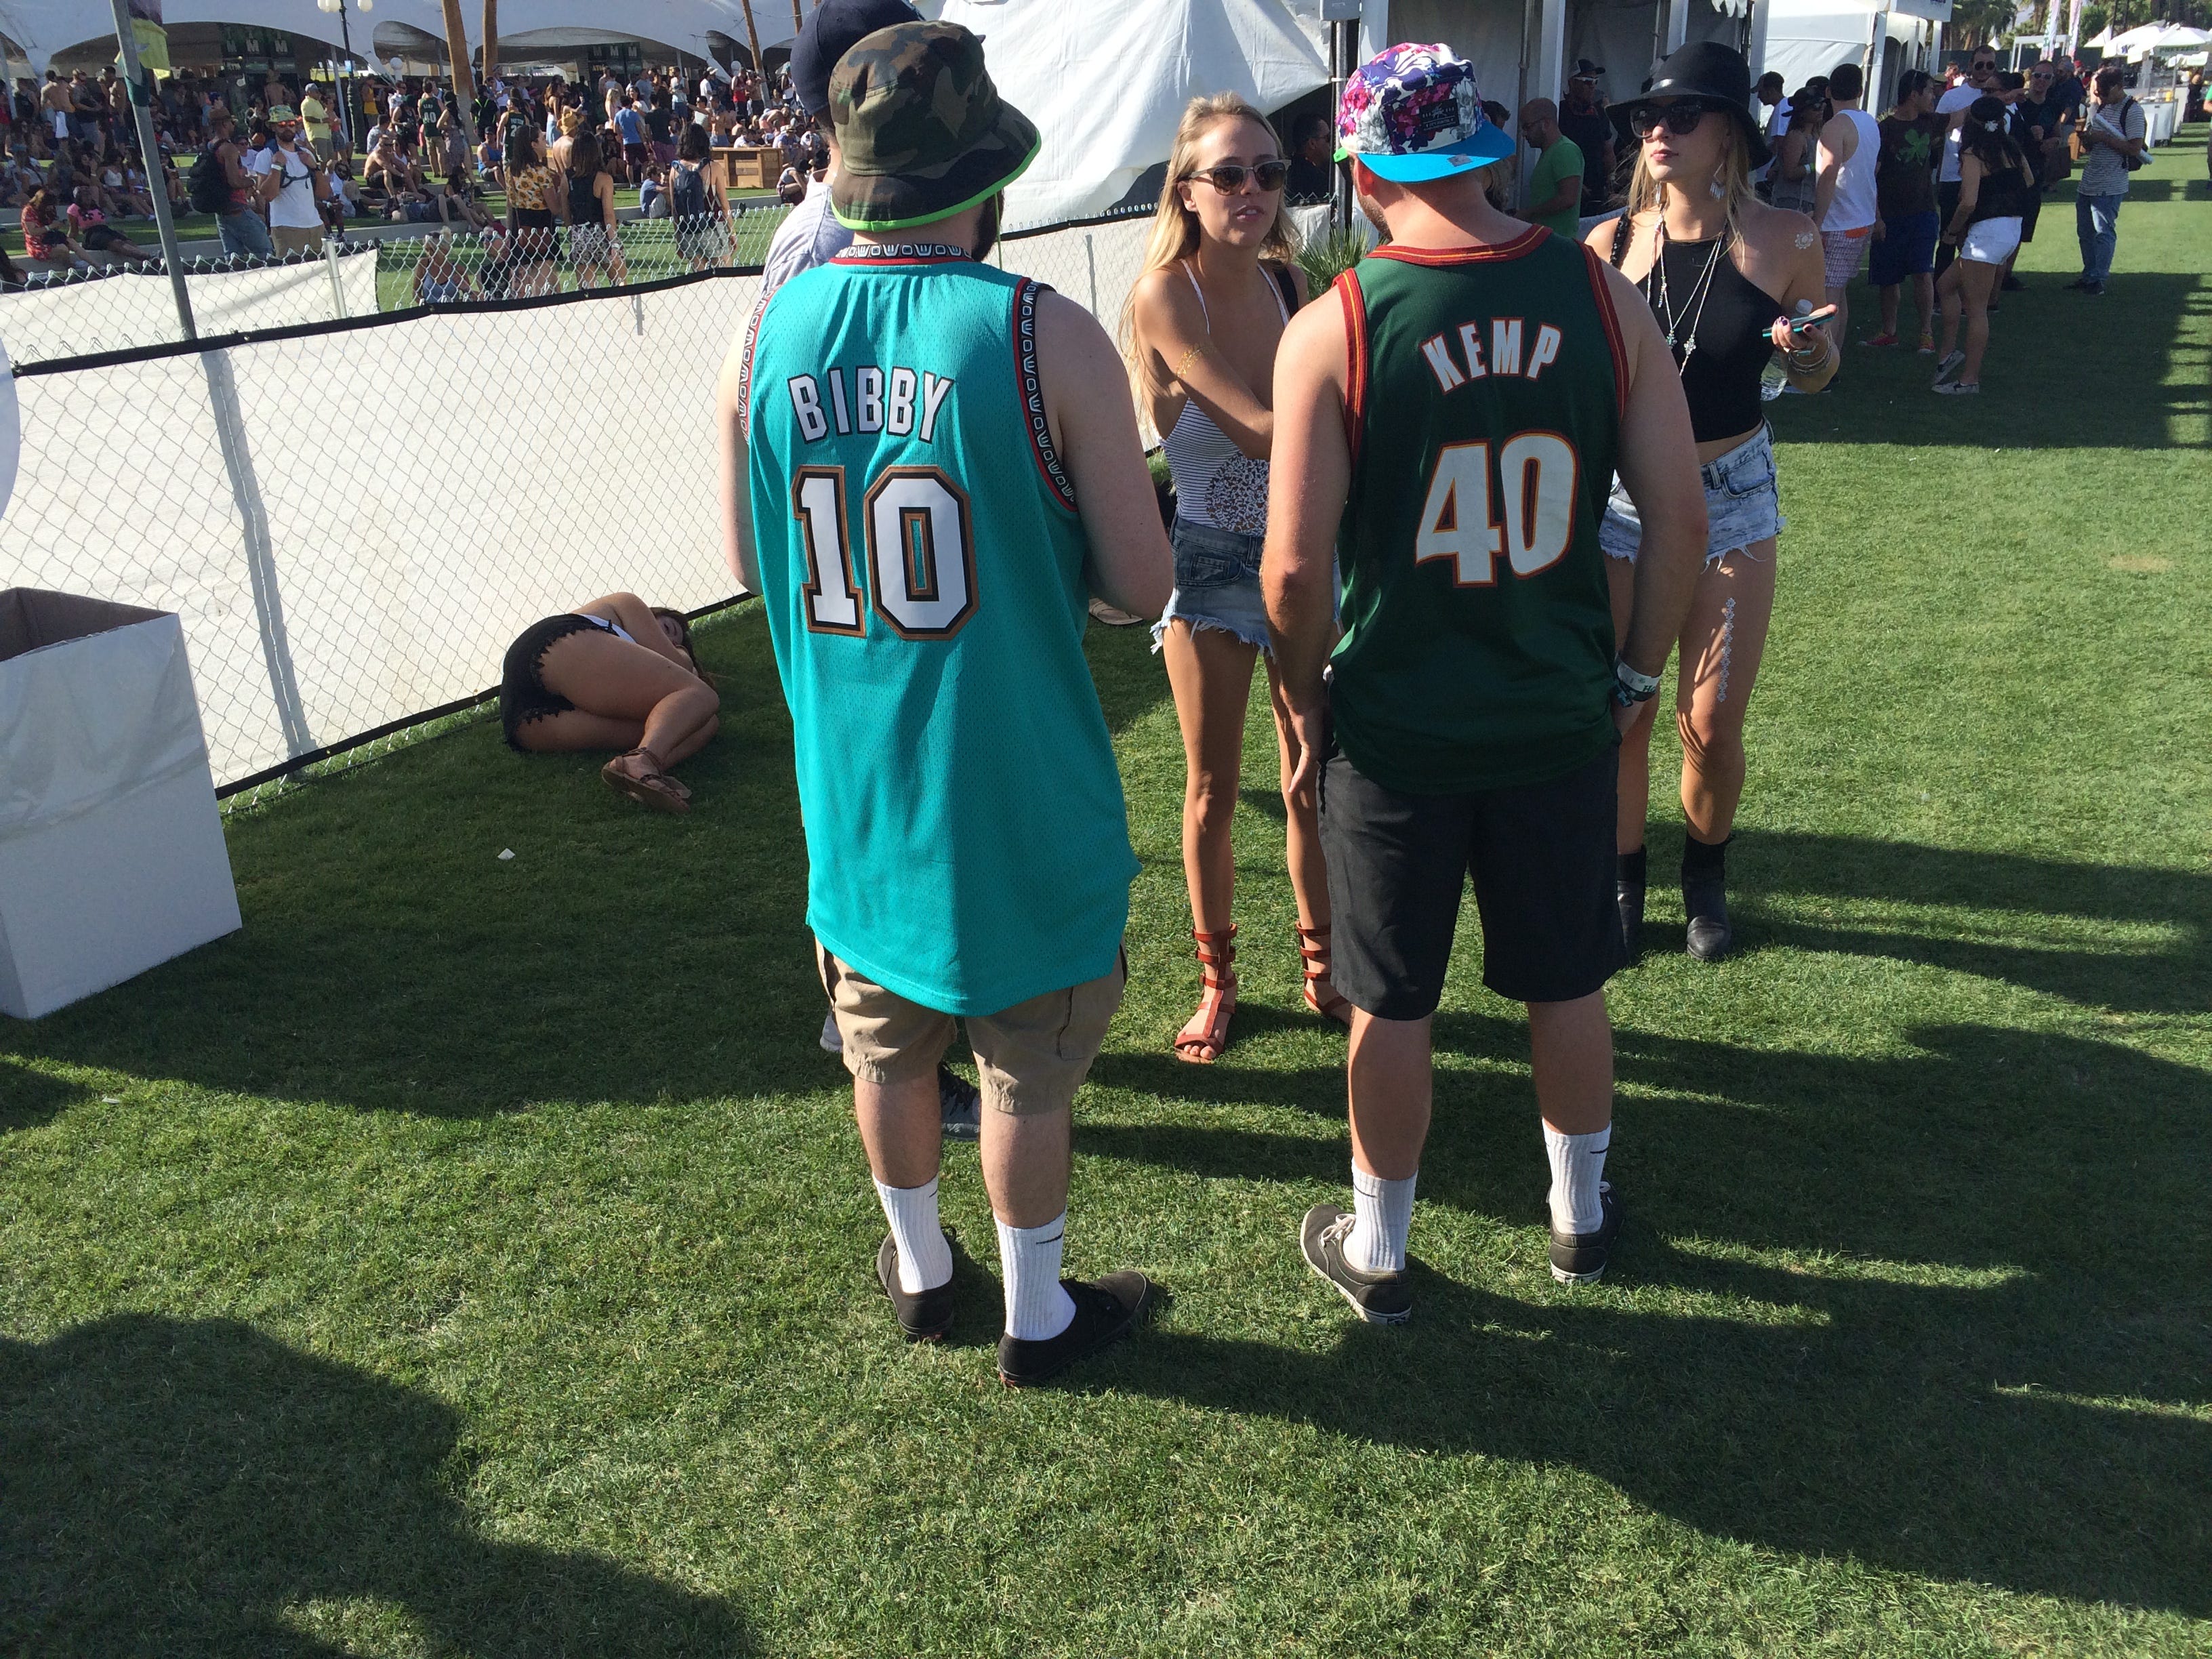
[
  {"xmin": 1036, "ymin": 289, "xmax": 1174, "ymax": 620},
  {"xmin": 1261, "ymin": 295, "xmax": 1351, "ymax": 794},
  {"xmin": 714, "ymin": 324, "xmax": 758, "ymax": 594},
  {"xmin": 1601, "ymin": 262, "xmax": 1706, "ymax": 683}
]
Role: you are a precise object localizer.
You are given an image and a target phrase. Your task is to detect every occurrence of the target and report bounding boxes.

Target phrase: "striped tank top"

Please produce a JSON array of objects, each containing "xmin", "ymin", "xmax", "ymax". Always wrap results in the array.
[{"xmin": 1161, "ymin": 260, "xmax": 1292, "ymax": 535}]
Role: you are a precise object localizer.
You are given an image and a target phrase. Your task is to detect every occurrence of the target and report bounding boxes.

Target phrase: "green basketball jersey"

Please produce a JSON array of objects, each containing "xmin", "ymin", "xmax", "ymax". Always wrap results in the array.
[
  {"xmin": 1330, "ymin": 228, "xmax": 1629, "ymax": 794},
  {"xmin": 742, "ymin": 245, "xmax": 1136, "ymax": 1015}
]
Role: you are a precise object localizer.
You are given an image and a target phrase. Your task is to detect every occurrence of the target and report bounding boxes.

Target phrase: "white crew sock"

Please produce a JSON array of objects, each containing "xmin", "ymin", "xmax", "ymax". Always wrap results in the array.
[
  {"xmin": 1345, "ymin": 1163, "xmax": 1417, "ymax": 1273},
  {"xmin": 1545, "ymin": 1124, "xmax": 1612, "ymax": 1235},
  {"xmin": 873, "ymin": 1175, "xmax": 952, "ymax": 1294},
  {"xmin": 996, "ymin": 1212, "xmax": 1077, "ymax": 1342}
]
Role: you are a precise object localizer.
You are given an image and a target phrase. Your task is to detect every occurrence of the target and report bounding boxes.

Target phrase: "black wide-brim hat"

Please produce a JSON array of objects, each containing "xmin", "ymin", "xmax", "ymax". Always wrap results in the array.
[{"xmin": 1624, "ymin": 41, "xmax": 1771, "ymax": 171}]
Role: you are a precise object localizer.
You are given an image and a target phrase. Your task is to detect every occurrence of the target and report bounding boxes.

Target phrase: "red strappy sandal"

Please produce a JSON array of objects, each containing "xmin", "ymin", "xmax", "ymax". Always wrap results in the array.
[
  {"xmin": 600, "ymin": 745, "xmax": 691, "ymax": 815},
  {"xmin": 1298, "ymin": 922, "xmax": 1353, "ymax": 1027},
  {"xmin": 1172, "ymin": 924, "xmax": 1238, "ymax": 1065}
]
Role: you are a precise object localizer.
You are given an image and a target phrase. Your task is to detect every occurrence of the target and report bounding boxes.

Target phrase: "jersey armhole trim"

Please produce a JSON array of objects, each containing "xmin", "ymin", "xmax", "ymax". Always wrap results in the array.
[
  {"xmin": 1336, "ymin": 268, "xmax": 1368, "ymax": 466},
  {"xmin": 1012, "ymin": 276, "xmax": 1080, "ymax": 515},
  {"xmin": 737, "ymin": 287, "xmax": 769, "ymax": 442},
  {"xmin": 1581, "ymin": 243, "xmax": 1631, "ymax": 420}
]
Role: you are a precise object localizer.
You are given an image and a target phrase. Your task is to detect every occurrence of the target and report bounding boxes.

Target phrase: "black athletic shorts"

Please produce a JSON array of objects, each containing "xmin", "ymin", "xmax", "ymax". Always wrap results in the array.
[
  {"xmin": 499, "ymin": 612, "xmax": 603, "ymax": 750},
  {"xmin": 1319, "ymin": 741, "xmax": 1626, "ymax": 1018}
]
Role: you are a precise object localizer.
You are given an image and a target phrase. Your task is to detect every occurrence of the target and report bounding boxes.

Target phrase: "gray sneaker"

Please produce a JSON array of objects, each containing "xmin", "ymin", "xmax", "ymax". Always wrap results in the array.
[{"xmin": 1300, "ymin": 1204, "xmax": 1412, "ymax": 1324}]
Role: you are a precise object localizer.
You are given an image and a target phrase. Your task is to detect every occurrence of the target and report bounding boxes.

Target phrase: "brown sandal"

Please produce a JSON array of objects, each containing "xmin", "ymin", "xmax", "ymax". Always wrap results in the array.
[
  {"xmin": 601, "ymin": 745, "xmax": 691, "ymax": 815},
  {"xmin": 1172, "ymin": 924, "xmax": 1238, "ymax": 1065},
  {"xmin": 1298, "ymin": 923, "xmax": 1353, "ymax": 1027}
]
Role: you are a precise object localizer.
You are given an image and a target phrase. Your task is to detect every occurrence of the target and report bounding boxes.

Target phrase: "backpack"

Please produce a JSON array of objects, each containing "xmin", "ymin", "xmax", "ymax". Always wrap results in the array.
[
  {"xmin": 668, "ymin": 159, "xmax": 708, "ymax": 222},
  {"xmin": 187, "ymin": 144, "xmax": 228, "ymax": 213}
]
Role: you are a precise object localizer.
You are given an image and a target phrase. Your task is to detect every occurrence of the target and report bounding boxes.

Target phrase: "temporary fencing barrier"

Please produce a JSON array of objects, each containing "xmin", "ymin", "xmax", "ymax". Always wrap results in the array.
[
  {"xmin": 1, "ymin": 268, "xmax": 760, "ymax": 793},
  {"xmin": 0, "ymin": 194, "xmax": 1312, "ymax": 798}
]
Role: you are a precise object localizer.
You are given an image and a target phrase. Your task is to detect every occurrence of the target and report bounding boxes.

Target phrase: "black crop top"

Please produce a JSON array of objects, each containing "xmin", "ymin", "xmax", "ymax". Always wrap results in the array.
[
  {"xmin": 1966, "ymin": 157, "xmax": 2031, "ymax": 223},
  {"xmin": 1622, "ymin": 224, "xmax": 1785, "ymax": 445}
]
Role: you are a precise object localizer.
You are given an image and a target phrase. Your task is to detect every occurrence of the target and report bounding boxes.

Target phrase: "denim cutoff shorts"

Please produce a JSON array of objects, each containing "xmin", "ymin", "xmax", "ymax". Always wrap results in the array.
[
  {"xmin": 1151, "ymin": 517, "xmax": 1272, "ymax": 653},
  {"xmin": 1599, "ymin": 422, "xmax": 1784, "ymax": 565}
]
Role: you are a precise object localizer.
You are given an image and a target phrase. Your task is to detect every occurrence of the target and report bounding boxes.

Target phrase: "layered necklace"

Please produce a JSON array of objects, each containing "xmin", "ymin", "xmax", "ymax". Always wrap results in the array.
[{"xmin": 1643, "ymin": 213, "xmax": 1732, "ymax": 374}]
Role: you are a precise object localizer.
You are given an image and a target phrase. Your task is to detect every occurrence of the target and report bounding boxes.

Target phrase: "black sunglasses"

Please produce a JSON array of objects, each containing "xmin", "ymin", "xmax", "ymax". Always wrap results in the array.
[
  {"xmin": 1185, "ymin": 159, "xmax": 1290, "ymax": 193},
  {"xmin": 1628, "ymin": 99, "xmax": 1722, "ymax": 138}
]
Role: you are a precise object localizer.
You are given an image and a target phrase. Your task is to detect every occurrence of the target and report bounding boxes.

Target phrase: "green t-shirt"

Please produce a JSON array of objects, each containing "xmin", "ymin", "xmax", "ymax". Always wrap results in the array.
[{"xmin": 1530, "ymin": 137, "xmax": 1585, "ymax": 238}]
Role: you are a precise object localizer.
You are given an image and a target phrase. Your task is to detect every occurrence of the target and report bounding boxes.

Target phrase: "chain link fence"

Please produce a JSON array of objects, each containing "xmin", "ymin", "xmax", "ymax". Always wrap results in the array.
[
  {"xmin": 0, "ymin": 196, "xmax": 1304, "ymax": 802},
  {"xmin": 0, "ymin": 205, "xmax": 797, "ymax": 369}
]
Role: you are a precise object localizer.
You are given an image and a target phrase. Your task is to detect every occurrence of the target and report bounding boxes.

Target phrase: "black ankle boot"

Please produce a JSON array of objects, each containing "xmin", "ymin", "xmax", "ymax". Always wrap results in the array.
[
  {"xmin": 1615, "ymin": 847, "xmax": 1647, "ymax": 964},
  {"xmin": 1681, "ymin": 834, "xmax": 1734, "ymax": 962}
]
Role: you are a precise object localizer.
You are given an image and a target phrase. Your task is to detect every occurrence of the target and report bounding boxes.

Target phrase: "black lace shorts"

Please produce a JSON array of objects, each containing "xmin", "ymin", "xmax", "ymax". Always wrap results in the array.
[{"xmin": 499, "ymin": 613, "xmax": 604, "ymax": 751}]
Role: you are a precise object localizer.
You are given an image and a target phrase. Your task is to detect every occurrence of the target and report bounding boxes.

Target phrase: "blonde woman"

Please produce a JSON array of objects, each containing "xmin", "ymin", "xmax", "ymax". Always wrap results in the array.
[
  {"xmin": 1587, "ymin": 42, "xmax": 1836, "ymax": 962},
  {"xmin": 1124, "ymin": 93, "xmax": 1334, "ymax": 1065}
]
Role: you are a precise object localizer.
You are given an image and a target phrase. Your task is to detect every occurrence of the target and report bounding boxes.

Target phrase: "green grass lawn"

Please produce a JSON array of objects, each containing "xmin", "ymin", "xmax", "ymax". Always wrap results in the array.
[{"xmin": 3, "ymin": 134, "xmax": 2209, "ymax": 1658}]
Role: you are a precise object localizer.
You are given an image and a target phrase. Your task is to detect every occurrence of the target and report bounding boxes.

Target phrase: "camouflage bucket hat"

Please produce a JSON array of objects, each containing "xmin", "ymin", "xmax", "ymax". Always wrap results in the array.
[{"xmin": 828, "ymin": 20, "xmax": 1040, "ymax": 231}]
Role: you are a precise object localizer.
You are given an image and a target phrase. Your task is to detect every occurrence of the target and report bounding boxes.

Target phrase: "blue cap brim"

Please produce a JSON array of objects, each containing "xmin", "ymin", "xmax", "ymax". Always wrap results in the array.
[{"xmin": 1338, "ymin": 129, "xmax": 1516, "ymax": 179}]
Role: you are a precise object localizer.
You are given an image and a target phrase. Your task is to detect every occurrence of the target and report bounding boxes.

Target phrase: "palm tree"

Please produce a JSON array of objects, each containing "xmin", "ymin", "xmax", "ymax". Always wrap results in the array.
[{"xmin": 481, "ymin": 0, "xmax": 498, "ymax": 93}]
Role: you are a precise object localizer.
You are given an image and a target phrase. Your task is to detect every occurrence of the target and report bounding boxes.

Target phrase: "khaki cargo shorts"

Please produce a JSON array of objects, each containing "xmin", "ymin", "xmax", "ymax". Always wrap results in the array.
[{"xmin": 816, "ymin": 941, "xmax": 1125, "ymax": 1118}]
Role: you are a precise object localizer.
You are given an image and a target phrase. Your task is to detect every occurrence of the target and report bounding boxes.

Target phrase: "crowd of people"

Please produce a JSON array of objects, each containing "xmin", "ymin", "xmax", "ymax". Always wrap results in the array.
[
  {"xmin": 1540, "ymin": 45, "xmax": 2152, "ymax": 396},
  {"xmin": 1, "ymin": 56, "xmax": 829, "ymax": 281}
]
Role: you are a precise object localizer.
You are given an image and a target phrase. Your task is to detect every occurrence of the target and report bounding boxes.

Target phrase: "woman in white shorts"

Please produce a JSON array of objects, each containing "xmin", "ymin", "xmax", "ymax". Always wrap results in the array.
[{"xmin": 1932, "ymin": 98, "xmax": 2036, "ymax": 396}]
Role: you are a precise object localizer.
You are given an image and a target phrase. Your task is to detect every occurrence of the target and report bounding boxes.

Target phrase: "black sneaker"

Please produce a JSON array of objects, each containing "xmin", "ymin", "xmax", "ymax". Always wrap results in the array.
[
  {"xmin": 876, "ymin": 1232, "xmax": 956, "ymax": 1342},
  {"xmin": 2000, "ymin": 273, "xmax": 2026, "ymax": 292},
  {"xmin": 1549, "ymin": 1184, "xmax": 1622, "ymax": 1284},
  {"xmin": 2063, "ymin": 276, "xmax": 2088, "ymax": 289},
  {"xmin": 1683, "ymin": 875, "xmax": 1733, "ymax": 962},
  {"xmin": 1616, "ymin": 878, "xmax": 1645, "ymax": 966},
  {"xmin": 2081, "ymin": 281, "xmax": 2106, "ymax": 297},
  {"xmin": 996, "ymin": 1272, "xmax": 1153, "ymax": 1386},
  {"xmin": 1300, "ymin": 1204, "xmax": 1413, "ymax": 1324},
  {"xmin": 938, "ymin": 1064, "xmax": 981, "ymax": 1142}
]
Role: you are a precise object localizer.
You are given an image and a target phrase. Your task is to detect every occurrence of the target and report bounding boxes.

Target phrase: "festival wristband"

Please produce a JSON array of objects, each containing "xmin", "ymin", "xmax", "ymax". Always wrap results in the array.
[{"xmin": 1613, "ymin": 658, "xmax": 1661, "ymax": 705}]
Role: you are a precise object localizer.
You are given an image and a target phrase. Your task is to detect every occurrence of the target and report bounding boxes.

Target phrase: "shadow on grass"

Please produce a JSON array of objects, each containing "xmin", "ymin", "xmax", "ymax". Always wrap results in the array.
[
  {"xmin": 1769, "ymin": 272, "xmax": 2209, "ymax": 449},
  {"xmin": 0, "ymin": 613, "xmax": 1171, "ymax": 1126},
  {"xmin": 1082, "ymin": 1021, "xmax": 2212, "ymax": 1618},
  {"xmin": 0, "ymin": 1315, "xmax": 750, "ymax": 1656}
]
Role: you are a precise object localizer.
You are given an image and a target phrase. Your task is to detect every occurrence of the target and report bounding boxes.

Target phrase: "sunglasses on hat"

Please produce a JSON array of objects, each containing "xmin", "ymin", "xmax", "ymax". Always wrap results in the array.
[
  {"xmin": 1627, "ymin": 98, "xmax": 1723, "ymax": 138},
  {"xmin": 1185, "ymin": 159, "xmax": 1290, "ymax": 193}
]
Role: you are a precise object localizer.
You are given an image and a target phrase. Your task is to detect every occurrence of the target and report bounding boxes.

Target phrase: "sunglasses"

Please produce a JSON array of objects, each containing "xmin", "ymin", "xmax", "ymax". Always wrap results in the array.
[
  {"xmin": 1185, "ymin": 159, "xmax": 1289, "ymax": 193},
  {"xmin": 1628, "ymin": 100, "xmax": 1721, "ymax": 138}
]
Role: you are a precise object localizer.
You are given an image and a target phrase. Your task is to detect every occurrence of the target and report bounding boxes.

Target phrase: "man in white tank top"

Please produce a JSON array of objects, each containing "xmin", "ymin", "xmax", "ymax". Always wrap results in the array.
[{"xmin": 1813, "ymin": 61, "xmax": 1880, "ymax": 362}]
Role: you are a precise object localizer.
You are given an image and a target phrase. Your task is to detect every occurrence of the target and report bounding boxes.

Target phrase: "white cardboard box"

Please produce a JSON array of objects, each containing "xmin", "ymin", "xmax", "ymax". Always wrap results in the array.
[{"xmin": 0, "ymin": 589, "xmax": 241, "ymax": 1020}]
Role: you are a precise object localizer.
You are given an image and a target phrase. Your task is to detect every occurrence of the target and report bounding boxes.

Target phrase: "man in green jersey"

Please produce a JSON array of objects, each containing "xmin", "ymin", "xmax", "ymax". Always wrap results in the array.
[
  {"xmin": 1265, "ymin": 45, "xmax": 1708, "ymax": 1317},
  {"xmin": 716, "ymin": 21, "xmax": 1172, "ymax": 1385}
]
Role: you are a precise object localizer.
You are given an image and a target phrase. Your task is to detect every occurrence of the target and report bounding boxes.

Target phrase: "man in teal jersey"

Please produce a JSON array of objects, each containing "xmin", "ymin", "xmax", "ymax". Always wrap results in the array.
[
  {"xmin": 1265, "ymin": 45, "xmax": 1708, "ymax": 1318},
  {"xmin": 715, "ymin": 20, "xmax": 1173, "ymax": 1387}
]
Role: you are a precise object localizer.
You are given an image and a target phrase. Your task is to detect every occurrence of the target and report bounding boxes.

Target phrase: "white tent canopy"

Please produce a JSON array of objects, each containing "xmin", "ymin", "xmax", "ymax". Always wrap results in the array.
[
  {"xmin": 0, "ymin": 0, "xmax": 788, "ymax": 73},
  {"xmin": 927, "ymin": 0, "xmax": 1330, "ymax": 228},
  {"xmin": 2110, "ymin": 21, "xmax": 2211, "ymax": 58}
]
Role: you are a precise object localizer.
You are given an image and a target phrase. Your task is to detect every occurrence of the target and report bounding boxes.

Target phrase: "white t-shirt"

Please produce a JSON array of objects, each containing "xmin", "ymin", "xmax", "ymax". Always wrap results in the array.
[
  {"xmin": 266, "ymin": 148, "xmax": 321, "ymax": 228},
  {"xmin": 1752, "ymin": 98, "xmax": 1786, "ymax": 182},
  {"xmin": 759, "ymin": 173, "xmax": 851, "ymax": 301},
  {"xmin": 1938, "ymin": 85, "xmax": 1980, "ymax": 182}
]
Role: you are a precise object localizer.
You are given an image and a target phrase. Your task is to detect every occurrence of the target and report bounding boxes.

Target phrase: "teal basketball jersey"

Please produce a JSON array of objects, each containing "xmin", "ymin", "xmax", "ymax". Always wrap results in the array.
[{"xmin": 743, "ymin": 245, "xmax": 1136, "ymax": 1015}]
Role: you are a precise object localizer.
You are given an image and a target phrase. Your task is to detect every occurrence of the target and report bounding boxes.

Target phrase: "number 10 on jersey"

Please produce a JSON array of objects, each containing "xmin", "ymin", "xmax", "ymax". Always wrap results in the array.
[
  {"xmin": 792, "ymin": 464, "xmax": 979, "ymax": 640},
  {"xmin": 1413, "ymin": 433, "xmax": 1581, "ymax": 587}
]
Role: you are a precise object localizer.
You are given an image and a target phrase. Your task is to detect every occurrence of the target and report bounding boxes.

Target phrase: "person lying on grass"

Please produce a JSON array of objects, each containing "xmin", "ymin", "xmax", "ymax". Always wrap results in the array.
[{"xmin": 499, "ymin": 593, "xmax": 719, "ymax": 815}]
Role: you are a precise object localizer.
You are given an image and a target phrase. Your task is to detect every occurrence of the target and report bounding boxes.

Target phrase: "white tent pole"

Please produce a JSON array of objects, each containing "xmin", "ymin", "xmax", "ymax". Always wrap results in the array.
[
  {"xmin": 1748, "ymin": 0, "xmax": 1771, "ymax": 79},
  {"xmin": 1536, "ymin": 0, "xmax": 1568, "ymax": 116},
  {"xmin": 1666, "ymin": 0, "xmax": 1691, "ymax": 55}
]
